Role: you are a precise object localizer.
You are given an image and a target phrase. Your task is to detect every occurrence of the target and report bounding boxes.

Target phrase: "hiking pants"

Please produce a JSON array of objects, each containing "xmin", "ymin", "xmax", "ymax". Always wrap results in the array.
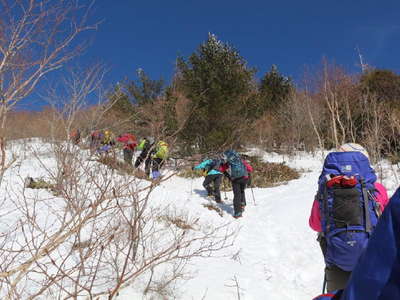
[
  {"xmin": 145, "ymin": 157, "xmax": 164, "ymax": 177},
  {"xmin": 232, "ymin": 177, "xmax": 248, "ymax": 214},
  {"xmin": 203, "ymin": 174, "xmax": 222, "ymax": 201},
  {"xmin": 152, "ymin": 158, "xmax": 164, "ymax": 172},
  {"xmin": 318, "ymin": 235, "xmax": 352, "ymax": 292},
  {"xmin": 134, "ymin": 150, "xmax": 149, "ymax": 168},
  {"xmin": 325, "ymin": 265, "xmax": 351, "ymax": 292},
  {"xmin": 123, "ymin": 148, "xmax": 134, "ymax": 165}
]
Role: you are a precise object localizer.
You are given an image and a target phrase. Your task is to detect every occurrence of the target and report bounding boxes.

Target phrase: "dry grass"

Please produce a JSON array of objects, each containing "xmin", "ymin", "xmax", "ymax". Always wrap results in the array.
[
  {"xmin": 157, "ymin": 215, "xmax": 195, "ymax": 230},
  {"xmin": 245, "ymin": 155, "xmax": 300, "ymax": 188},
  {"xmin": 202, "ymin": 203, "xmax": 223, "ymax": 217},
  {"xmin": 177, "ymin": 167, "xmax": 203, "ymax": 178}
]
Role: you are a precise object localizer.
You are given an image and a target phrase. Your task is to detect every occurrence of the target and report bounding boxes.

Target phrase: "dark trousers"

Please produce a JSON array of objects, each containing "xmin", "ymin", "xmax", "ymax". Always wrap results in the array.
[
  {"xmin": 325, "ymin": 265, "xmax": 351, "ymax": 292},
  {"xmin": 123, "ymin": 148, "xmax": 133, "ymax": 165},
  {"xmin": 318, "ymin": 235, "xmax": 352, "ymax": 292},
  {"xmin": 203, "ymin": 174, "xmax": 222, "ymax": 201},
  {"xmin": 145, "ymin": 157, "xmax": 164, "ymax": 177},
  {"xmin": 232, "ymin": 177, "xmax": 248, "ymax": 214},
  {"xmin": 134, "ymin": 150, "xmax": 149, "ymax": 168}
]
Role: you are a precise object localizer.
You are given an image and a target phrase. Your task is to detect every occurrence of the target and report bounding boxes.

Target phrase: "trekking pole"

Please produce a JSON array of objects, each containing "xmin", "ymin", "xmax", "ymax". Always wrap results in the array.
[
  {"xmin": 250, "ymin": 186, "xmax": 256, "ymax": 206},
  {"xmin": 322, "ymin": 273, "xmax": 327, "ymax": 294}
]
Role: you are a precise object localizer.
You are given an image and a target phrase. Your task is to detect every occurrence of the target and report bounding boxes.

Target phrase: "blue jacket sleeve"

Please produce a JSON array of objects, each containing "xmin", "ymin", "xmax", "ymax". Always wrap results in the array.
[{"xmin": 194, "ymin": 159, "xmax": 211, "ymax": 170}]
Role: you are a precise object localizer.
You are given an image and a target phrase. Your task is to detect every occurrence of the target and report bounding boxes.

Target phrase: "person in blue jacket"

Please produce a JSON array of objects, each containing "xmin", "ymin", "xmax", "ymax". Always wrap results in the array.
[
  {"xmin": 313, "ymin": 187, "xmax": 400, "ymax": 300},
  {"xmin": 193, "ymin": 158, "xmax": 224, "ymax": 203}
]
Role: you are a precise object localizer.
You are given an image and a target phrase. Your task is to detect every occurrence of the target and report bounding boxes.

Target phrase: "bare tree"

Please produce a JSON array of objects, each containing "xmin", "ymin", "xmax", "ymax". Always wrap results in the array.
[{"xmin": 0, "ymin": 0, "xmax": 99, "ymax": 183}]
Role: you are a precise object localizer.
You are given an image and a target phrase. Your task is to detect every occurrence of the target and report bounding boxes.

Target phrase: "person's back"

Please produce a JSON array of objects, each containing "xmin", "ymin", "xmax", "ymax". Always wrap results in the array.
[
  {"xmin": 309, "ymin": 143, "xmax": 389, "ymax": 293},
  {"xmin": 314, "ymin": 186, "xmax": 397, "ymax": 300}
]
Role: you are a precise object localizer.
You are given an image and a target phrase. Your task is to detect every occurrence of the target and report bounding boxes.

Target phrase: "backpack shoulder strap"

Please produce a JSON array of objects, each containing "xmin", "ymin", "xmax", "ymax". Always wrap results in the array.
[
  {"xmin": 319, "ymin": 183, "xmax": 330, "ymax": 234},
  {"xmin": 360, "ymin": 178, "xmax": 372, "ymax": 234}
]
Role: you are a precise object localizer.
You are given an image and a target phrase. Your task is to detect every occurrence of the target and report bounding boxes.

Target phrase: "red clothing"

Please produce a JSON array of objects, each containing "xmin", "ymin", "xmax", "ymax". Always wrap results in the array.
[
  {"xmin": 116, "ymin": 133, "xmax": 137, "ymax": 151},
  {"xmin": 309, "ymin": 182, "xmax": 389, "ymax": 232},
  {"xmin": 220, "ymin": 159, "xmax": 253, "ymax": 179}
]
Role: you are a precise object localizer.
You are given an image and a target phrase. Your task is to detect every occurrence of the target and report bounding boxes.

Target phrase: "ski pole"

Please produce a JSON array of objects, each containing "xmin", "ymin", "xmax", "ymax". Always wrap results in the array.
[
  {"xmin": 322, "ymin": 273, "xmax": 327, "ymax": 294},
  {"xmin": 250, "ymin": 186, "xmax": 256, "ymax": 206}
]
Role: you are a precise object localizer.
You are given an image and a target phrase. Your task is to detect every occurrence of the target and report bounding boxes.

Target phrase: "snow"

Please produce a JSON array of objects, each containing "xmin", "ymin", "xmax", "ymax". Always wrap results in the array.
[{"xmin": 1, "ymin": 140, "xmax": 399, "ymax": 300}]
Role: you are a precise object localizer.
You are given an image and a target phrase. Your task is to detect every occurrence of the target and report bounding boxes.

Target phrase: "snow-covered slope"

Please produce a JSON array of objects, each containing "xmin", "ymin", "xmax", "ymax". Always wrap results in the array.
[{"xmin": 2, "ymin": 141, "xmax": 398, "ymax": 300}]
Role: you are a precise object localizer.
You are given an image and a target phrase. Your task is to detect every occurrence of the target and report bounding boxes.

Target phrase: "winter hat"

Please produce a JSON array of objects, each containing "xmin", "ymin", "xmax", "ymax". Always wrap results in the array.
[{"xmin": 337, "ymin": 143, "xmax": 369, "ymax": 159}]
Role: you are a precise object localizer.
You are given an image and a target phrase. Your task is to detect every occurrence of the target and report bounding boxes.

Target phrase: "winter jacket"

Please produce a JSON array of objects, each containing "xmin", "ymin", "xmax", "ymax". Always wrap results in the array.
[
  {"xmin": 137, "ymin": 139, "xmax": 149, "ymax": 151},
  {"xmin": 309, "ymin": 182, "xmax": 389, "ymax": 232},
  {"xmin": 116, "ymin": 133, "xmax": 137, "ymax": 151},
  {"xmin": 194, "ymin": 159, "xmax": 223, "ymax": 176},
  {"xmin": 314, "ymin": 187, "xmax": 400, "ymax": 300},
  {"xmin": 152, "ymin": 141, "xmax": 168, "ymax": 160},
  {"xmin": 220, "ymin": 159, "xmax": 253, "ymax": 179}
]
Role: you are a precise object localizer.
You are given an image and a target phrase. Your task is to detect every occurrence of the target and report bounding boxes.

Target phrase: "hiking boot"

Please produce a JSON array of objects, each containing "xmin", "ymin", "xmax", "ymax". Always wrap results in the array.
[{"xmin": 233, "ymin": 212, "xmax": 243, "ymax": 219}]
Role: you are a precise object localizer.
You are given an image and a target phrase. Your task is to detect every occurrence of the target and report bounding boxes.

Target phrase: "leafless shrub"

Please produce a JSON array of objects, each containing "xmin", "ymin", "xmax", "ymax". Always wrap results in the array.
[{"xmin": 0, "ymin": 0, "xmax": 99, "ymax": 183}]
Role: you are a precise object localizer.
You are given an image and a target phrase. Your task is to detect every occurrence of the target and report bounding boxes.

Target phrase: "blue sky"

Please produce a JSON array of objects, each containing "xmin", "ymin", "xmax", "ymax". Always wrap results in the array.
[
  {"xmin": 21, "ymin": 0, "xmax": 400, "ymax": 110},
  {"xmin": 82, "ymin": 0, "xmax": 400, "ymax": 87}
]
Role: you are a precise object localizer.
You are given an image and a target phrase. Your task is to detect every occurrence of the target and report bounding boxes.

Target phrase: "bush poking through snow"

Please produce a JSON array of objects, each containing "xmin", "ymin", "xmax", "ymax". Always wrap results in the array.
[
  {"xmin": 202, "ymin": 203, "xmax": 224, "ymax": 217},
  {"xmin": 157, "ymin": 214, "xmax": 197, "ymax": 231},
  {"xmin": 245, "ymin": 155, "xmax": 300, "ymax": 188},
  {"xmin": 178, "ymin": 167, "xmax": 203, "ymax": 178}
]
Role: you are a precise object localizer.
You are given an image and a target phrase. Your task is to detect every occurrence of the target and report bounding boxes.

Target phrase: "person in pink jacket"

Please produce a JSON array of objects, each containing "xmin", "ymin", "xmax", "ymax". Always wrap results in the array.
[
  {"xmin": 309, "ymin": 143, "xmax": 390, "ymax": 293},
  {"xmin": 309, "ymin": 181, "xmax": 389, "ymax": 232}
]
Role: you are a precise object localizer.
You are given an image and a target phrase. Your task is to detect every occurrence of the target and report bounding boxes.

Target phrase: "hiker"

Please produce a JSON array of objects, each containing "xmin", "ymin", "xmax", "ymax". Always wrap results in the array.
[
  {"xmin": 98, "ymin": 130, "xmax": 115, "ymax": 154},
  {"xmin": 134, "ymin": 137, "xmax": 154, "ymax": 168},
  {"xmin": 69, "ymin": 128, "xmax": 81, "ymax": 145},
  {"xmin": 313, "ymin": 186, "xmax": 399, "ymax": 300},
  {"xmin": 220, "ymin": 150, "xmax": 253, "ymax": 218},
  {"xmin": 309, "ymin": 143, "xmax": 389, "ymax": 293},
  {"xmin": 90, "ymin": 130, "xmax": 103, "ymax": 154},
  {"xmin": 193, "ymin": 157, "xmax": 224, "ymax": 203},
  {"xmin": 116, "ymin": 133, "xmax": 137, "ymax": 165},
  {"xmin": 145, "ymin": 140, "xmax": 168, "ymax": 179}
]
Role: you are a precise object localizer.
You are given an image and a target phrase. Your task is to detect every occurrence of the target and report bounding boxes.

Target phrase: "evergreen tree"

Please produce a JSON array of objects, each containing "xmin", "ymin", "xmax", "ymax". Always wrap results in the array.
[
  {"xmin": 259, "ymin": 65, "xmax": 293, "ymax": 114},
  {"xmin": 177, "ymin": 33, "xmax": 256, "ymax": 152},
  {"xmin": 360, "ymin": 69, "xmax": 400, "ymax": 106},
  {"xmin": 127, "ymin": 69, "xmax": 165, "ymax": 105}
]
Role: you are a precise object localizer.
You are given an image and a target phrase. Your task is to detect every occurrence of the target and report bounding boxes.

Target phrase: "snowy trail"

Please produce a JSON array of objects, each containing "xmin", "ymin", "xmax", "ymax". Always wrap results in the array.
[
  {"xmin": 143, "ymin": 154, "xmax": 327, "ymax": 300},
  {"xmin": 2, "ymin": 143, "xmax": 346, "ymax": 299}
]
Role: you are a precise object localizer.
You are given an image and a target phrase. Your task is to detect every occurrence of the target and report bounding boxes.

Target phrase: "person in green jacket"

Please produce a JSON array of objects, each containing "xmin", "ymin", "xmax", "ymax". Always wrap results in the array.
[
  {"xmin": 134, "ymin": 137, "xmax": 153, "ymax": 168},
  {"xmin": 147, "ymin": 140, "xmax": 168, "ymax": 179}
]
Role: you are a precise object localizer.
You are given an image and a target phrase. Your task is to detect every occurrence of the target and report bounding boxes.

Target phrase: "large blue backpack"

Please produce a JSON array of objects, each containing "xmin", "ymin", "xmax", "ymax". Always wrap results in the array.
[
  {"xmin": 224, "ymin": 150, "xmax": 247, "ymax": 179},
  {"xmin": 318, "ymin": 151, "xmax": 379, "ymax": 272}
]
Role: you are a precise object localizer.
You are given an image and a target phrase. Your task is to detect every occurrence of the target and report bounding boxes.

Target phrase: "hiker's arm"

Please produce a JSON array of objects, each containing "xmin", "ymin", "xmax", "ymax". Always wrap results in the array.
[
  {"xmin": 374, "ymin": 182, "xmax": 389, "ymax": 212},
  {"xmin": 309, "ymin": 196, "xmax": 322, "ymax": 232},
  {"xmin": 194, "ymin": 159, "xmax": 211, "ymax": 170}
]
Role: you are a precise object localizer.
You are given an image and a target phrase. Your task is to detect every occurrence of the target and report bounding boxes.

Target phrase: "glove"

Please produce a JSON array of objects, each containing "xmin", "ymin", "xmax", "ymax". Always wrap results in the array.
[
  {"xmin": 223, "ymin": 171, "xmax": 231, "ymax": 181},
  {"xmin": 191, "ymin": 166, "xmax": 195, "ymax": 171}
]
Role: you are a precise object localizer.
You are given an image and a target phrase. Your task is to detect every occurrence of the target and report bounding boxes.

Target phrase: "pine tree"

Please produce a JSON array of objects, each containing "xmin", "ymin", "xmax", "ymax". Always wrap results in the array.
[
  {"xmin": 177, "ymin": 33, "xmax": 256, "ymax": 152},
  {"xmin": 259, "ymin": 65, "xmax": 293, "ymax": 114},
  {"xmin": 127, "ymin": 69, "xmax": 165, "ymax": 105}
]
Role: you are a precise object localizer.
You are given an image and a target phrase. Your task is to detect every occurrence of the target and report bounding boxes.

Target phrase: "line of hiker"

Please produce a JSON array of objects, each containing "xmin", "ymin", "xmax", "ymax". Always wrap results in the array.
[
  {"xmin": 193, "ymin": 149, "xmax": 253, "ymax": 219},
  {"xmin": 310, "ymin": 143, "xmax": 392, "ymax": 299},
  {"xmin": 70, "ymin": 128, "xmax": 169, "ymax": 180}
]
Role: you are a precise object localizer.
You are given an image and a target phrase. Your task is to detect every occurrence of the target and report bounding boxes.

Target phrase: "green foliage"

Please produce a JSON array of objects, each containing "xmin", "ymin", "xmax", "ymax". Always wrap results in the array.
[
  {"xmin": 127, "ymin": 69, "xmax": 165, "ymax": 105},
  {"xmin": 177, "ymin": 33, "xmax": 256, "ymax": 153},
  {"xmin": 107, "ymin": 84, "xmax": 135, "ymax": 118},
  {"xmin": 360, "ymin": 69, "xmax": 400, "ymax": 105},
  {"xmin": 258, "ymin": 65, "xmax": 293, "ymax": 114}
]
